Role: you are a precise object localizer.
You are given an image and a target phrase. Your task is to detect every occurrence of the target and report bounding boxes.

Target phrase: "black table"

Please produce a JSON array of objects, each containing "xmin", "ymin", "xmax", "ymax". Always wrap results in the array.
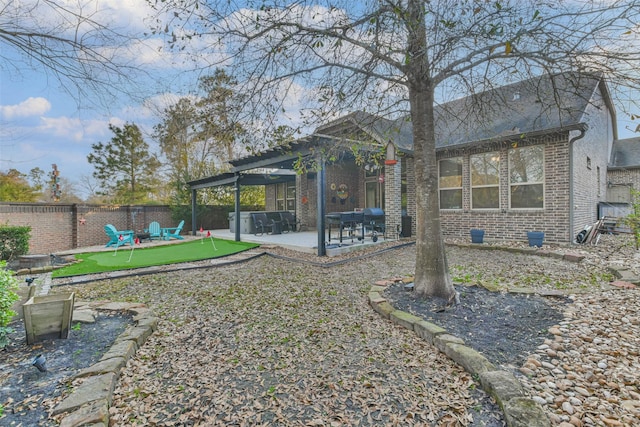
[{"xmin": 326, "ymin": 212, "xmax": 364, "ymax": 243}]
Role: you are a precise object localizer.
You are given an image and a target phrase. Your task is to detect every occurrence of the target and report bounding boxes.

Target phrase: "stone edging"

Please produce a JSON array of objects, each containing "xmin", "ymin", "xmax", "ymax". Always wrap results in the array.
[
  {"xmin": 51, "ymin": 301, "xmax": 159, "ymax": 427},
  {"xmin": 368, "ymin": 280, "xmax": 550, "ymax": 427}
]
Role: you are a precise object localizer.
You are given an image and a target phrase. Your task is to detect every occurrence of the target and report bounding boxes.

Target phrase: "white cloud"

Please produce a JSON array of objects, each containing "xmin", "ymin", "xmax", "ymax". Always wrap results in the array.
[
  {"xmin": 0, "ymin": 97, "xmax": 51, "ymax": 120},
  {"xmin": 38, "ymin": 116, "xmax": 109, "ymax": 142}
]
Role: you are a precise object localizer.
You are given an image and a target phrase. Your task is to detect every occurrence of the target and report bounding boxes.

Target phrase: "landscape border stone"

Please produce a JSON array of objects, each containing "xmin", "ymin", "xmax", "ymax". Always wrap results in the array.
[
  {"xmin": 369, "ymin": 286, "xmax": 551, "ymax": 426},
  {"xmin": 53, "ymin": 301, "xmax": 159, "ymax": 427}
]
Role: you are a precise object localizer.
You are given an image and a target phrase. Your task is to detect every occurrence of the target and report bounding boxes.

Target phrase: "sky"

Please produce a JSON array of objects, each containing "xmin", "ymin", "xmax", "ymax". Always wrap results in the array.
[{"xmin": 1, "ymin": 1, "xmax": 639, "ymax": 201}]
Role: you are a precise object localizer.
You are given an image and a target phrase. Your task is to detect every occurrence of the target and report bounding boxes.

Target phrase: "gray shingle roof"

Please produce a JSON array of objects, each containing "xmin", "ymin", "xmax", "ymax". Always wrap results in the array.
[
  {"xmin": 610, "ymin": 137, "xmax": 640, "ymax": 168},
  {"xmin": 314, "ymin": 72, "xmax": 606, "ymax": 152}
]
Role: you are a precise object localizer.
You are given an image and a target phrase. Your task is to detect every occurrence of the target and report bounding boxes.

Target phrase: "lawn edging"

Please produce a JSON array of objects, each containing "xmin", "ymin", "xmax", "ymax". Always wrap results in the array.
[
  {"xmin": 368, "ymin": 280, "xmax": 550, "ymax": 427},
  {"xmin": 52, "ymin": 302, "xmax": 159, "ymax": 427}
]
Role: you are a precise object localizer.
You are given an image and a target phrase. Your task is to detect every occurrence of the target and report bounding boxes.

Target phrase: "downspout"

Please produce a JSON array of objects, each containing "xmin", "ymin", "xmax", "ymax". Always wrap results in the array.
[{"xmin": 568, "ymin": 127, "xmax": 587, "ymax": 244}]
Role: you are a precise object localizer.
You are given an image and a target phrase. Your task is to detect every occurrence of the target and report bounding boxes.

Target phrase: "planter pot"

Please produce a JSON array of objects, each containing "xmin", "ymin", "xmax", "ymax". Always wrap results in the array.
[
  {"xmin": 22, "ymin": 292, "xmax": 75, "ymax": 345},
  {"xmin": 470, "ymin": 229, "xmax": 485, "ymax": 244},
  {"xmin": 527, "ymin": 231, "xmax": 545, "ymax": 247}
]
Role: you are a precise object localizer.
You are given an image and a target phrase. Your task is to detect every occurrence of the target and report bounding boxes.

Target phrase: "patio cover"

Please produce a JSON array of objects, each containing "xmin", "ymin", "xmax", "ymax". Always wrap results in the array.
[{"xmin": 187, "ymin": 135, "xmax": 334, "ymax": 255}]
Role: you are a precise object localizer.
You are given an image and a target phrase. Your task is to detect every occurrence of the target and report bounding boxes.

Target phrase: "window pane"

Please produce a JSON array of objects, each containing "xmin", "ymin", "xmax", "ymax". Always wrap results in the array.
[
  {"xmin": 472, "ymin": 187, "xmax": 499, "ymax": 209},
  {"xmin": 286, "ymin": 199, "xmax": 295, "ymax": 210},
  {"xmin": 276, "ymin": 183, "xmax": 284, "ymax": 198},
  {"xmin": 287, "ymin": 182, "xmax": 296, "ymax": 199},
  {"xmin": 471, "ymin": 152, "xmax": 499, "ymax": 185},
  {"xmin": 439, "ymin": 158, "xmax": 462, "ymax": 187},
  {"xmin": 440, "ymin": 189, "xmax": 462, "ymax": 209},
  {"xmin": 510, "ymin": 184, "xmax": 543, "ymax": 208},
  {"xmin": 509, "ymin": 146, "xmax": 543, "ymax": 184}
]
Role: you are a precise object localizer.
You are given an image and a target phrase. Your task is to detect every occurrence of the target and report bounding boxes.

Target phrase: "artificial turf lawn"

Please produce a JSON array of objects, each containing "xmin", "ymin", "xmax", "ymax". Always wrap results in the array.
[{"xmin": 51, "ymin": 238, "xmax": 260, "ymax": 278}]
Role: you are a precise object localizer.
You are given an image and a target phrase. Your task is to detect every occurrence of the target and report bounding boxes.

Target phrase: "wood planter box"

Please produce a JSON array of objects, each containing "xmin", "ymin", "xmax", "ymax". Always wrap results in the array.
[
  {"xmin": 22, "ymin": 293, "xmax": 75, "ymax": 345},
  {"xmin": 11, "ymin": 285, "xmax": 37, "ymax": 321}
]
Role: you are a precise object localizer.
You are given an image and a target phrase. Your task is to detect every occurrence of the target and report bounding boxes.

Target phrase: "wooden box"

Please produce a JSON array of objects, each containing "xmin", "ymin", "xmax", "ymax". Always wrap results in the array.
[
  {"xmin": 11, "ymin": 285, "xmax": 37, "ymax": 321},
  {"xmin": 22, "ymin": 293, "xmax": 75, "ymax": 344}
]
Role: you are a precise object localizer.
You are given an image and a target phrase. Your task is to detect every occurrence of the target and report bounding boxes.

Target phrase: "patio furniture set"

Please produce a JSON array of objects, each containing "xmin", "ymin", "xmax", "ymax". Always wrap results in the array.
[{"xmin": 104, "ymin": 220, "xmax": 185, "ymax": 247}]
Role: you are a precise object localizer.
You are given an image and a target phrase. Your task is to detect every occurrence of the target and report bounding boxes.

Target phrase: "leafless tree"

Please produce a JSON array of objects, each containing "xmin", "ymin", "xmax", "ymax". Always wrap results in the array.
[
  {"xmin": 0, "ymin": 0, "xmax": 151, "ymax": 108},
  {"xmin": 151, "ymin": 0, "xmax": 640, "ymax": 299}
]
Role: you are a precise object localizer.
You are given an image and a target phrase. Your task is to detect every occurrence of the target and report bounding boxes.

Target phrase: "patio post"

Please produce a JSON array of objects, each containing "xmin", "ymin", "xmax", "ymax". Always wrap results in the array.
[
  {"xmin": 317, "ymin": 157, "xmax": 326, "ymax": 256},
  {"xmin": 191, "ymin": 188, "xmax": 197, "ymax": 236},
  {"xmin": 234, "ymin": 174, "xmax": 241, "ymax": 242}
]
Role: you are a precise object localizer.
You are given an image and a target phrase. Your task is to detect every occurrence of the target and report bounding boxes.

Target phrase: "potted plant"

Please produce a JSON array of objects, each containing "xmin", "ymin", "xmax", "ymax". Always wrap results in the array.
[
  {"xmin": 470, "ymin": 229, "xmax": 485, "ymax": 244},
  {"xmin": 527, "ymin": 231, "xmax": 545, "ymax": 247}
]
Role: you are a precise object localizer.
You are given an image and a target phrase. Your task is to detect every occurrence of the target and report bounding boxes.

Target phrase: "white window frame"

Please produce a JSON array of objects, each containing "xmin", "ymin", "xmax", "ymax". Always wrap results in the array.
[
  {"xmin": 470, "ymin": 152, "xmax": 500, "ymax": 210},
  {"xmin": 508, "ymin": 145, "xmax": 544, "ymax": 209},
  {"xmin": 438, "ymin": 157, "xmax": 463, "ymax": 210}
]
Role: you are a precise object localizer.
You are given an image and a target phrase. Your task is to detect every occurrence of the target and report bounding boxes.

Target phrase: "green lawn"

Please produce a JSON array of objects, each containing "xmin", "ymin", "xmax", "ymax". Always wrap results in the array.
[{"xmin": 51, "ymin": 238, "xmax": 260, "ymax": 278}]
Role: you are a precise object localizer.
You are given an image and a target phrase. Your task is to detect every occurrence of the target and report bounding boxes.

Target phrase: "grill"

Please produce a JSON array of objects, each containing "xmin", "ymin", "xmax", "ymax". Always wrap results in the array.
[
  {"xmin": 326, "ymin": 211, "xmax": 364, "ymax": 243},
  {"xmin": 363, "ymin": 208, "xmax": 385, "ymax": 241}
]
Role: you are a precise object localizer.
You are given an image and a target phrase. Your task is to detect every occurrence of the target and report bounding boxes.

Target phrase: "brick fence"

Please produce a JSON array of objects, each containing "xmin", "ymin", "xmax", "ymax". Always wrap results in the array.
[{"xmin": 0, "ymin": 203, "xmax": 252, "ymax": 255}]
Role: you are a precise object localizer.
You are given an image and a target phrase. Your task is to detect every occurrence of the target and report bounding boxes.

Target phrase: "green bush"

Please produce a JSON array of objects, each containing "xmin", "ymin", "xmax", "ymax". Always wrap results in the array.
[
  {"xmin": 0, "ymin": 224, "xmax": 31, "ymax": 261},
  {"xmin": 0, "ymin": 261, "xmax": 19, "ymax": 348}
]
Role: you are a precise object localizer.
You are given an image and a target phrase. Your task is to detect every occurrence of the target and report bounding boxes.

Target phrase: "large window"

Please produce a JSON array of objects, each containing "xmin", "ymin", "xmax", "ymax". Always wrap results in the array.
[
  {"xmin": 509, "ymin": 145, "xmax": 544, "ymax": 209},
  {"xmin": 439, "ymin": 157, "xmax": 462, "ymax": 209},
  {"xmin": 471, "ymin": 152, "xmax": 499, "ymax": 209},
  {"xmin": 276, "ymin": 181, "xmax": 296, "ymax": 210}
]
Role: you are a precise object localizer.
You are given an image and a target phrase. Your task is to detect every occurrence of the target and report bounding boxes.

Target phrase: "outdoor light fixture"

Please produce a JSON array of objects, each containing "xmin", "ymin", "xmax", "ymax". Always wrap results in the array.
[{"xmin": 32, "ymin": 354, "xmax": 47, "ymax": 372}]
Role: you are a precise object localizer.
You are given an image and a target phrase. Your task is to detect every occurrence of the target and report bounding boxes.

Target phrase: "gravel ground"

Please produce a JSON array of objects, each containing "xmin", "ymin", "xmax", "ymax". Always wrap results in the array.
[{"xmin": 27, "ymin": 234, "xmax": 640, "ymax": 425}]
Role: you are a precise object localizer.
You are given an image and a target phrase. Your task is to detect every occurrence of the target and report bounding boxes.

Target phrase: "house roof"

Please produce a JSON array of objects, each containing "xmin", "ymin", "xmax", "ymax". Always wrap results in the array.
[
  {"xmin": 432, "ymin": 71, "xmax": 612, "ymax": 148},
  {"xmin": 610, "ymin": 137, "xmax": 640, "ymax": 169},
  {"xmin": 312, "ymin": 71, "xmax": 612, "ymax": 153}
]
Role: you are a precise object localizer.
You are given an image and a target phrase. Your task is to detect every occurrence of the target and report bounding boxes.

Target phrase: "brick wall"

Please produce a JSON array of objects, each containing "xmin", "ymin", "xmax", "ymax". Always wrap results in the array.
[
  {"xmin": 438, "ymin": 135, "xmax": 574, "ymax": 244},
  {"xmin": 0, "ymin": 203, "xmax": 239, "ymax": 255}
]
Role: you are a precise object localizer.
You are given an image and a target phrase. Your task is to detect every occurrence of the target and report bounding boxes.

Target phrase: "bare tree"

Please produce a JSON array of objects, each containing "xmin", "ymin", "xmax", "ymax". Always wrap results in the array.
[
  {"xmin": 152, "ymin": 0, "xmax": 640, "ymax": 300},
  {"xmin": 0, "ymin": 0, "xmax": 150, "ymax": 107}
]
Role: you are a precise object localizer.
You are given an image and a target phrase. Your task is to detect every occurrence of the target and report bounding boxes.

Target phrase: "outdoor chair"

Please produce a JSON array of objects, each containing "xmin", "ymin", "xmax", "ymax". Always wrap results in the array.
[
  {"xmin": 104, "ymin": 224, "xmax": 134, "ymax": 248},
  {"xmin": 251, "ymin": 212, "xmax": 277, "ymax": 236},
  {"xmin": 162, "ymin": 220, "xmax": 185, "ymax": 240},
  {"xmin": 144, "ymin": 221, "xmax": 162, "ymax": 240},
  {"xmin": 279, "ymin": 211, "xmax": 301, "ymax": 233}
]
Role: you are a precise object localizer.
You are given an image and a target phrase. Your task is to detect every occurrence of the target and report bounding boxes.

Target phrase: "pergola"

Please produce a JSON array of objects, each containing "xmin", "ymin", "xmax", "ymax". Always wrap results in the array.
[{"xmin": 186, "ymin": 136, "xmax": 335, "ymax": 256}]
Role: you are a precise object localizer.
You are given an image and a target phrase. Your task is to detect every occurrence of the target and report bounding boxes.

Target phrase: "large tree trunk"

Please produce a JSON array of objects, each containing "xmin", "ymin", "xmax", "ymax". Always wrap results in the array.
[{"xmin": 406, "ymin": 0, "xmax": 455, "ymax": 301}]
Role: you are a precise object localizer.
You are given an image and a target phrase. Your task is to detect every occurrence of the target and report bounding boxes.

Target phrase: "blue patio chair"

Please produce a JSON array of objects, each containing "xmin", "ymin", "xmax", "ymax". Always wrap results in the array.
[
  {"xmin": 162, "ymin": 220, "xmax": 185, "ymax": 240},
  {"xmin": 104, "ymin": 224, "xmax": 134, "ymax": 247},
  {"xmin": 144, "ymin": 221, "xmax": 162, "ymax": 240}
]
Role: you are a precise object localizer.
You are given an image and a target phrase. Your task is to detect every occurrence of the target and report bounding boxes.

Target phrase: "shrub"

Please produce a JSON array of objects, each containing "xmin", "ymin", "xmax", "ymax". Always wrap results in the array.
[
  {"xmin": 624, "ymin": 189, "xmax": 640, "ymax": 249},
  {"xmin": 0, "ymin": 261, "xmax": 19, "ymax": 348},
  {"xmin": 0, "ymin": 224, "xmax": 31, "ymax": 261}
]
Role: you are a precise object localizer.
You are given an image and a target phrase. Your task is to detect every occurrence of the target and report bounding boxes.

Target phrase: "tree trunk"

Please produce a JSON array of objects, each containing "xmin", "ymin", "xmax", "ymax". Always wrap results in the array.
[{"xmin": 406, "ymin": 0, "xmax": 455, "ymax": 301}]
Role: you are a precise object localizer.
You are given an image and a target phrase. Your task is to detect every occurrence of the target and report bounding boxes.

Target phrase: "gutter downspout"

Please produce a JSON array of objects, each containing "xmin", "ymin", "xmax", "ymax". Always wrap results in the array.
[{"xmin": 568, "ymin": 126, "xmax": 587, "ymax": 244}]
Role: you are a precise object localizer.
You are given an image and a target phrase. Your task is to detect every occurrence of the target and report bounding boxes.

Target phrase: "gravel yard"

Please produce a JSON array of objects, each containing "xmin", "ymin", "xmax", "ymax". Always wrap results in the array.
[{"xmin": 10, "ymin": 233, "xmax": 640, "ymax": 426}]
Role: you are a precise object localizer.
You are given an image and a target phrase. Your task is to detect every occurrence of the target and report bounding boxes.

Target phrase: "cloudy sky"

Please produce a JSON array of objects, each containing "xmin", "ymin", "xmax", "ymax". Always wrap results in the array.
[{"xmin": 1, "ymin": 1, "xmax": 639, "ymax": 200}]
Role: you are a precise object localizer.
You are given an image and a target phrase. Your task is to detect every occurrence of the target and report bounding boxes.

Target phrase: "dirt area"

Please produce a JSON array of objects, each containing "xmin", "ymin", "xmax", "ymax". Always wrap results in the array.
[
  {"xmin": 0, "ymin": 312, "xmax": 132, "ymax": 426},
  {"xmin": 384, "ymin": 282, "xmax": 569, "ymax": 368}
]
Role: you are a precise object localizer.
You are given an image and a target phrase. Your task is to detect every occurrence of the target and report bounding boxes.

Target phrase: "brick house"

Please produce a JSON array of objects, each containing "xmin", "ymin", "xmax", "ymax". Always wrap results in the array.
[{"xmin": 189, "ymin": 71, "xmax": 618, "ymax": 249}]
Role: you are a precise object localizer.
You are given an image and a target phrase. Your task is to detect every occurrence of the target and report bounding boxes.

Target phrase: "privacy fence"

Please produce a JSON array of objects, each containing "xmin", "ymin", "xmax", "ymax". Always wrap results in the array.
[{"xmin": 0, "ymin": 203, "xmax": 256, "ymax": 255}]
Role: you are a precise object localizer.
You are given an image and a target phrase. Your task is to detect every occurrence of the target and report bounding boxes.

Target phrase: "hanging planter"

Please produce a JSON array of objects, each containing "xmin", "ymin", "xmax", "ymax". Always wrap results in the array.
[
  {"xmin": 22, "ymin": 292, "xmax": 75, "ymax": 345},
  {"xmin": 527, "ymin": 231, "xmax": 545, "ymax": 247}
]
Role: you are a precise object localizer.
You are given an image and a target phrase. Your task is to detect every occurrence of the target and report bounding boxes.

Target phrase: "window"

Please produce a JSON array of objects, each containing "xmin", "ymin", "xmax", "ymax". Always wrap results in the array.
[
  {"xmin": 509, "ymin": 145, "xmax": 544, "ymax": 209},
  {"xmin": 471, "ymin": 152, "xmax": 499, "ymax": 209},
  {"xmin": 439, "ymin": 157, "xmax": 462, "ymax": 209},
  {"xmin": 275, "ymin": 181, "xmax": 296, "ymax": 210},
  {"xmin": 364, "ymin": 166, "xmax": 384, "ymax": 208}
]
